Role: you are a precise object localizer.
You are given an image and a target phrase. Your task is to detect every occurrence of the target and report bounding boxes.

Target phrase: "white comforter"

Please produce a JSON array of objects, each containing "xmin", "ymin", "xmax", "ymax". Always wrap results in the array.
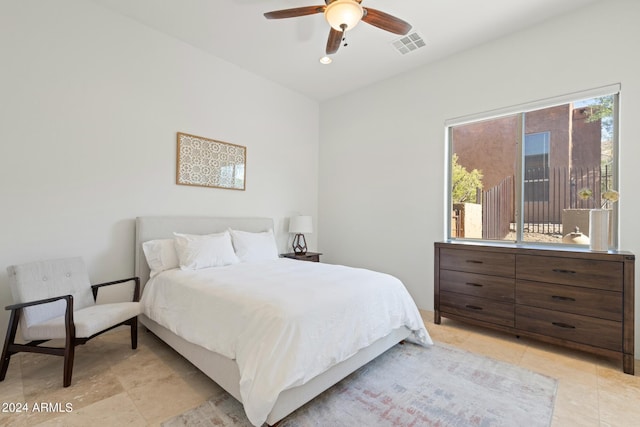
[{"xmin": 141, "ymin": 258, "xmax": 432, "ymax": 426}]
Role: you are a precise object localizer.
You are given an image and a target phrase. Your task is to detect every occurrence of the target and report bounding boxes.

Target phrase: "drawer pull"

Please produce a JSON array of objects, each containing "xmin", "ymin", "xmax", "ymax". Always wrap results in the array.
[
  {"xmin": 552, "ymin": 268, "xmax": 576, "ymax": 274},
  {"xmin": 466, "ymin": 260, "xmax": 484, "ymax": 264},
  {"xmin": 552, "ymin": 322, "xmax": 576, "ymax": 329},
  {"xmin": 465, "ymin": 304, "xmax": 483, "ymax": 310},
  {"xmin": 551, "ymin": 295, "xmax": 576, "ymax": 302},
  {"xmin": 465, "ymin": 282, "xmax": 484, "ymax": 287}
]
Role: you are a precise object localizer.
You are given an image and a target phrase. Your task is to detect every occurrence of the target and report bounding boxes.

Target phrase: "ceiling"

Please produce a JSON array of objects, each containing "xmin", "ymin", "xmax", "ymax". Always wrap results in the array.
[{"xmin": 91, "ymin": 0, "xmax": 600, "ymax": 101}]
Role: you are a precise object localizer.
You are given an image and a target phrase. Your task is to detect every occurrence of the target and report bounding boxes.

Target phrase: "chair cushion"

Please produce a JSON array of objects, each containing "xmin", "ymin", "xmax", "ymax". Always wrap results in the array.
[
  {"xmin": 22, "ymin": 302, "xmax": 140, "ymax": 340},
  {"xmin": 7, "ymin": 257, "xmax": 96, "ymax": 328}
]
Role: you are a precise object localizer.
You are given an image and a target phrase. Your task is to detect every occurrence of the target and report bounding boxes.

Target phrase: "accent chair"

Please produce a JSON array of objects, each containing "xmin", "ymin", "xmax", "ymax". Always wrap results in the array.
[{"xmin": 0, "ymin": 257, "xmax": 140, "ymax": 387}]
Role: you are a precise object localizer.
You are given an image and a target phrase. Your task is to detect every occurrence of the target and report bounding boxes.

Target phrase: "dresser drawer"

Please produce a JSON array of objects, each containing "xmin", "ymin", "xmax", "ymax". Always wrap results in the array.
[
  {"xmin": 516, "ymin": 280, "xmax": 622, "ymax": 321},
  {"xmin": 516, "ymin": 255, "xmax": 623, "ymax": 291},
  {"xmin": 440, "ymin": 270, "xmax": 514, "ymax": 302},
  {"xmin": 516, "ymin": 306, "xmax": 622, "ymax": 351},
  {"xmin": 440, "ymin": 248, "xmax": 515, "ymax": 277},
  {"xmin": 440, "ymin": 292, "xmax": 514, "ymax": 327}
]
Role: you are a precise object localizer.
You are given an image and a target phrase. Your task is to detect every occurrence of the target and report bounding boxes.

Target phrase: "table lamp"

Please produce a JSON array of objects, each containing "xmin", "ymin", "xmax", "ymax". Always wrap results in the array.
[{"xmin": 289, "ymin": 216, "xmax": 313, "ymax": 254}]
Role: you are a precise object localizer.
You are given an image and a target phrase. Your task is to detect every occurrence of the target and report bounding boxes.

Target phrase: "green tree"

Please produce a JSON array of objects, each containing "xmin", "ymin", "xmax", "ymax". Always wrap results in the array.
[
  {"xmin": 584, "ymin": 95, "xmax": 614, "ymax": 139},
  {"xmin": 583, "ymin": 95, "xmax": 615, "ymax": 188},
  {"xmin": 452, "ymin": 153, "xmax": 483, "ymax": 203}
]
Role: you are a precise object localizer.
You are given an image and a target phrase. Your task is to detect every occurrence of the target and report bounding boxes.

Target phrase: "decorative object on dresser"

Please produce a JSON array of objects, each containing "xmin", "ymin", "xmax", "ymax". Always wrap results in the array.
[
  {"xmin": 589, "ymin": 209, "xmax": 610, "ymax": 251},
  {"xmin": 176, "ymin": 132, "xmax": 246, "ymax": 191},
  {"xmin": 577, "ymin": 187, "xmax": 619, "ymax": 252},
  {"xmin": 561, "ymin": 227, "xmax": 590, "ymax": 245},
  {"xmin": 281, "ymin": 252, "xmax": 322, "ymax": 263},
  {"xmin": 289, "ymin": 215, "xmax": 313, "ymax": 254},
  {"xmin": 434, "ymin": 242, "xmax": 635, "ymax": 374}
]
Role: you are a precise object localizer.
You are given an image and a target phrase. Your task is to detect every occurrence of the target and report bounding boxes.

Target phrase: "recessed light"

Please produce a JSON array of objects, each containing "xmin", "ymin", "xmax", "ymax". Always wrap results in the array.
[{"xmin": 319, "ymin": 56, "xmax": 332, "ymax": 65}]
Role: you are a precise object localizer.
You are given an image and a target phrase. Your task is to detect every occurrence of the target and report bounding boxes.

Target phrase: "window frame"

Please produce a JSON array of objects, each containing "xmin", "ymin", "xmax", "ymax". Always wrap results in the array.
[{"xmin": 445, "ymin": 84, "xmax": 620, "ymax": 248}]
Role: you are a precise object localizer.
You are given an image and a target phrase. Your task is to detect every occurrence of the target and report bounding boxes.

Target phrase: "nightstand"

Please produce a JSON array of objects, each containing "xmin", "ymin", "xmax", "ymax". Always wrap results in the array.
[{"xmin": 281, "ymin": 252, "xmax": 322, "ymax": 263}]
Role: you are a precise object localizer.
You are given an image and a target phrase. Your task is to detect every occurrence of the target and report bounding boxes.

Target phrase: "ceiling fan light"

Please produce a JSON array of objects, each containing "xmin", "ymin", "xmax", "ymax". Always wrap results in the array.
[{"xmin": 324, "ymin": 0, "xmax": 363, "ymax": 32}]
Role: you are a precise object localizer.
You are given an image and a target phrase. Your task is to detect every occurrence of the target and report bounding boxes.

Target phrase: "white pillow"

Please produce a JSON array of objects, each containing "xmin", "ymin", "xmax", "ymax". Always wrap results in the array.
[
  {"xmin": 142, "ymin": 239, "xmax": 180, "ymax": 277},
  {"xmin": 229, "ymin": 229, "xmax": 279, "ymax": 263},
  {"xmin": 173, "ymin": 231, "xmax": 239, "ymax": 270}
]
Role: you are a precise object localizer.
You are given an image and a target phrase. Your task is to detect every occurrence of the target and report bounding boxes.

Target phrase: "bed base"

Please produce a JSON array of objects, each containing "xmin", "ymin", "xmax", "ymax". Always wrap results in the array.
[{"xmin": 140, "ymin": 315, "xmax": 409, "ymax": 425}]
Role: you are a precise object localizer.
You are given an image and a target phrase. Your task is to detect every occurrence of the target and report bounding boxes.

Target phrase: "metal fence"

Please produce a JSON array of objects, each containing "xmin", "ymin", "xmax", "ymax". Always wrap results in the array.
[
  {"xmin": 452, "ymin": 165, "xmax": 612, "ymax": 239},
  {"xmin": 522, "ymin": 164, "xmax": 611, "ymax": 235},
  {"xmin": 482, "ymin": 176, "xmax": 514, "ymax": 239}
]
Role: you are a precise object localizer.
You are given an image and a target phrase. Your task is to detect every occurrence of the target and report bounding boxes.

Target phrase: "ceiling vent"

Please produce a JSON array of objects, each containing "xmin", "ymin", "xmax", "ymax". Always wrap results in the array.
[{"xmin": 392, "ymin": 31, "xmax": 426, "ymax": 55}]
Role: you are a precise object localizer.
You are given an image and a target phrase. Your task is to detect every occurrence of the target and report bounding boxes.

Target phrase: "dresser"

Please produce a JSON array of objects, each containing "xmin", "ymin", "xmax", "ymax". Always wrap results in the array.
[{"xmin": 434, "ymin": 242, "xmax": 635, "ymax": 374}]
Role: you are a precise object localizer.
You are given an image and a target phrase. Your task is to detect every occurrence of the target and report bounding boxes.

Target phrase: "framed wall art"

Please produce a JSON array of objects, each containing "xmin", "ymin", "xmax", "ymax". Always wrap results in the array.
[{"xmin": 176, "ymin": 132, "xmax": 246, "ymax": 191}]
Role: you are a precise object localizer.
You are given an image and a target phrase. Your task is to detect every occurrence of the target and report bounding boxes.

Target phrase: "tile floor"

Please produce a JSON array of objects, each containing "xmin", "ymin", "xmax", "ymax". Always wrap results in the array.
[{"xmin": 1, "ymin": 311, "xmax": 639, "ymax": 426}]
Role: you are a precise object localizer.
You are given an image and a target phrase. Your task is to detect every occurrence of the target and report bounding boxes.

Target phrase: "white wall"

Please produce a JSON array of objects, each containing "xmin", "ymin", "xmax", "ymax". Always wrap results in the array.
[
  {"xmin": 319, "ymin": 0, "xmax": 640, "ymax": 352},
  {"xmin": 0, "ymin": 1, "xmax": 319, "ymax": 336}
]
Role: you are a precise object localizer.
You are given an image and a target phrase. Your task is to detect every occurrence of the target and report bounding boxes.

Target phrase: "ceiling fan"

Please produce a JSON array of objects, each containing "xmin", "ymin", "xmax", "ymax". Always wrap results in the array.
[{"xmin": 264, "ymin": 0, "xmax": 412, "ymax": 55}]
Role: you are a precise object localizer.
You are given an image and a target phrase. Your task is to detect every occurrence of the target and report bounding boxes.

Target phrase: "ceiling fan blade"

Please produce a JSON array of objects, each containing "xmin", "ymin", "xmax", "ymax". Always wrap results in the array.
[
  {"xmin": 362, "ymin": 8, "xmax": 412, "ymax": 35},
  {"xmin": 264, "ymin": 6, "xmax": 325, "ymax": 19},
  {"xmin": 326, "ymin": 28, "xmax": 343, "ymax": 54}
]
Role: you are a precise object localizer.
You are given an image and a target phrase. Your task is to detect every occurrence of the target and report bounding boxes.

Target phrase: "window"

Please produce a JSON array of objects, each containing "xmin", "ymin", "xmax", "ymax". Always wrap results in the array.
[
  {"xmin": 524, "ymin": 132, "xmax": 550, "ymax": 202},
  {"xmin": 447, "ymin": 85, "xmax": 619, "ymax": 247}
]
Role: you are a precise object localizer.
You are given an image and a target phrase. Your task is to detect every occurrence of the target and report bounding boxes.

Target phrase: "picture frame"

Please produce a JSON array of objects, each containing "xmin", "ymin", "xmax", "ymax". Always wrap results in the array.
[{"xmin": 176, "ymin": 132, "xmax": 246, "ymax": 191}]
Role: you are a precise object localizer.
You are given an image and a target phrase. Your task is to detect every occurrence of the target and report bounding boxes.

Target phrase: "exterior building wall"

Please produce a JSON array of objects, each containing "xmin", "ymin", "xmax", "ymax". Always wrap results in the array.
[
  {"xmin": 451, "ymin": 116, "xmax": 518, "ymax": 191},
  {"xmin": 523, "ymin": 105, "xmax": 570, "ymax": 223},
  {"xmin": 452, "ymin": 105, "xmax": 601, "ymax": 228},
  {"xmin": 525, "ymin": 104, "xmax": 570, "ymax": 169},
  {"xmin": 572, "ymin": 107, "xmax": 602, "ymax": 169}
]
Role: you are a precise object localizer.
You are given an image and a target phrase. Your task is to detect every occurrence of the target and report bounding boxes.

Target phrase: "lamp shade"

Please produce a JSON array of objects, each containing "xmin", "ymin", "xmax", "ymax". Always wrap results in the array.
[
  {"xmin": 289, "ymin": 216, "xmax": 313, "ymax": 234},
  {"xmin": 324, "ymin": 0, "xmax": 363, "ymax": 32}
]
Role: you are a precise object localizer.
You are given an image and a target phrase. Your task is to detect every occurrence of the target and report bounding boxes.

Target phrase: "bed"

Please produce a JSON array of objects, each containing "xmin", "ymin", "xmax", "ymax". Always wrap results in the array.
[{"xmin": 134, "ymin": 216, "xmax": 431, "ymax": 426}]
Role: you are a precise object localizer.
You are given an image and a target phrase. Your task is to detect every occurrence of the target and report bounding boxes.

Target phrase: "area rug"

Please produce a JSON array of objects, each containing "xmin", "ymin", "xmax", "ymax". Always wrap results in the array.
[{"xmin": 162, "ymin": 342, "xmax": 557, "ymax": 427}]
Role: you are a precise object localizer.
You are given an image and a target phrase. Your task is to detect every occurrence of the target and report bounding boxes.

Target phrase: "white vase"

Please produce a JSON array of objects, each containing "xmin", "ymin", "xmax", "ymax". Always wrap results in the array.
[{"xmin": 589, "ymin": 209, "xmax": 609, "ymax": 251}]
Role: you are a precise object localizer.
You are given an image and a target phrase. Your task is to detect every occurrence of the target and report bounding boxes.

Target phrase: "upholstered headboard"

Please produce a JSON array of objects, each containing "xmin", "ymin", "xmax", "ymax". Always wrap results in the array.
[{"xmin": 134, "ymin": 216, "xmax": 275, "ymax": 289}]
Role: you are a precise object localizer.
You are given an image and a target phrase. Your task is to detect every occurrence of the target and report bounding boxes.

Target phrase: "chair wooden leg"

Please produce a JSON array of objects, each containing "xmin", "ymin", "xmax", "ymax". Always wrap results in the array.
[
  {"xmin": 63, "ymin": 343, "xmax": 75, "ymax": 387},
  {"xmin": 131, "ymin": 317, "xmax": 138, "ymax": 350},
  {"xmin": 63, "ymin": 308, "xmax": 76, "ymax": 388},
  {"xmin": 0, "ymin": 310, "xmax": 21, "ymax": 381}
]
